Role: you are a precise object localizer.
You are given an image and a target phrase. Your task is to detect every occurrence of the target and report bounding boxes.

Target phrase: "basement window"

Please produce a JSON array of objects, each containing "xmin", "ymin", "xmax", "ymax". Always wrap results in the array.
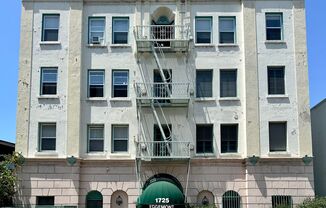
[
  {"xmin": 269, "ymin": 122, "xmax": 287, "ymax": 152},
  {"xmin": 272, "ymin": 195, "xmax": 292, "ymax": 208},
  {"xmin": 36, "ymin": 196, "xmax": 54, "ymax": 206}
]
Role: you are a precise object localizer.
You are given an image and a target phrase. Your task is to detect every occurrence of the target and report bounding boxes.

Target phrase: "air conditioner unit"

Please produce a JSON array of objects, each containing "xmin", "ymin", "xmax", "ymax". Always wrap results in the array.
[{"xmin": 91, "ymin": 36, "xmax": 101, "ymax": 44}]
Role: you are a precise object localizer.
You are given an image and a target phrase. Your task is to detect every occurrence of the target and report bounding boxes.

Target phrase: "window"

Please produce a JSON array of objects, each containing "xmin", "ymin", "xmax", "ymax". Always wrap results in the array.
[
  {"xmin": 220, "ymin": 70, "xmax": 237, "ymax": 97},
  {"xmin": 221, "ymin": 124, "xmax": 238, "ymax": 153},
  {"xmin": 269, "ymin": 122, "xmax": 287, "ymax": 152},
  {"xmin": 86, "ymin": 191, "xmax": 103, "ymax": 208},
  {"xmin": 266, "ymin": 13, "xmax": 283, "ymax": 41},
  {"xmin": 42, "ymin": 14, "xmax": 59, "ymax": 41},
  {"xmin": 39, "ymin": 123, "xmax": 56, "ymax": 151},
  {"xmin": 112, "ymin": 17, "xmax": 129, "ymax": 44},
  {"xmin": 36, "ymin": 196, "xmax": 54, "ymax": 206},
  {"xmin": 89, "ymin": 17, "xmax": 105, "ymax": 44},
  {"xmin": 112, "ymin": 125, "xmax": 128, "ymax": 153},
  {"xmin": 112, "ymin": 70, "xmax": 128, "ymax": 97},
  {"xmin": 88, "ymin": 125, "xmax": 104, "ymax": 152},
  {"xmin": 196, "ymin": 70, "xmax": 213, "ymax": 98},
  {"xmin": 219, "ymin": 17, "xmax": 236, "ymax": 44},
  {"xmin": 41, "ymin": 68, "xmax": 58, "ymax": 95},
  {"xmin": 88, "ymin": 70, "xmax": 104, "ymax": 97},
  {"xmin": 268, "ymin": 67, "xmax": 285, "ymax": 95},
  {"xmin": 195, "ymin": 17, "xmax": 212, "ymax": 44},
  {"xmin": 222, "ymin": 191, "xmax": 241, "ymax": 208},
  {"xmin": 196, "ymin": 125, "xmax": 213, "ymax": 154},
  {"xmin": 272, "ymin": 195, "xmax": 292, "ymax": 208}
]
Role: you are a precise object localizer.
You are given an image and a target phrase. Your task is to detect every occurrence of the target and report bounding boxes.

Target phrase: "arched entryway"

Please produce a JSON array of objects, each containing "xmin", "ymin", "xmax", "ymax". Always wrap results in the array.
[
  {"xmin": 86, "ymin": 190, "xmax": 103, "ymax": 208},
  {"xmin": 137, "ymin": 174, "xmax": 185, "ymax": 208}
]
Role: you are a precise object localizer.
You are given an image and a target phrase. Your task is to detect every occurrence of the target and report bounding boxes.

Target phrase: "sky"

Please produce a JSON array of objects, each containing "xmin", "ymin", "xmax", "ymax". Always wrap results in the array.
[{"xmin": 0, "ymin": 1, "xmax": 325, "ymax": 144}]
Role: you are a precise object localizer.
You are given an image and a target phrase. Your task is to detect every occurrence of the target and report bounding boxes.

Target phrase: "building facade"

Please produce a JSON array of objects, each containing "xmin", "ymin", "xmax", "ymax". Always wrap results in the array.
[
  {"xmin": 16, "ymin": 0, "xmax": 314, "ymax": 207},
  {"xmin": 311, "ymin": 99, "xmax": 326, "ymax": 197}
]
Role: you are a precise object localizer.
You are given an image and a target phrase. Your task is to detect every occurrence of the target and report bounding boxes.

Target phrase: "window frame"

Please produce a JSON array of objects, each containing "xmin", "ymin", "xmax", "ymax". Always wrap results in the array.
[
  {"xmin": 36, "ymin": 196, "xmax": 55, "ymax": 206},
  {"xmin": 112, "ymin": 17, "xmax": 129, "ymax": 44},
  {"xmin": 40, "ymin": 67, "xmax": 58, "ymax": 95},
  {"xmin": 196, "ymin": 124, "xmax": 214, "ymax": 154},
  {"xmin": 219, "ymin": 16, "xmax": 236, "ymax": 44},
  {"xmin": 112, "ymin": 70, "xmax": 129, "ymax": 98},
  {"xmin": 112, "ymin": 125, "xmax": 129, "ymax": 153},
  {"xmin": 88, "ymin": 16, "xmax": 106, "ymax": 44},
  {"xmin": 196, "ymin": 69, "xmax": 213, "ymax": 98},
  {"xmin": 267, "ymin": 66, "xmax": 285, "ymax": 95},
  {"xmin": 265, "ymin": 13, "xmax": 283, "ymax": 41},
  {"xmin": 88, "ymin": 70, "xmax": 105, "ymax": 98},
  {"xmin": 87, "ymin": 124, "xmax": 105, "ymax": 153},
  {"xmin": 195, "ymin": 16, "xmax": 213, "ymax": 44},
  {"xmin": 220, "ymin": 69, "xmax": 237, "ymax": 98},
  {"xmin": 42, "ymin": 14, "xmax": 60, "ymax": 42},
  {"xmin": 272, "ymin": 195, "xmax": 293, "ymax": 208},
  {"xmin": 39, "ymin": 123, "xmax": 56, "ymax": 152},
  {"xmin": 220, "ymin": 124, "xmax": 238, "ymax": 154},
  {"xmin": 269, "ymin": 122, "xmax": 287, "ymax": 152}
]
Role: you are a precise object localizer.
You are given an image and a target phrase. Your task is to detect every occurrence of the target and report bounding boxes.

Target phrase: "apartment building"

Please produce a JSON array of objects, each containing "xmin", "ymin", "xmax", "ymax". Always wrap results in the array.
[{"xmin": 16, "ymin": 0, "xmax": 314, "ymax": 207}]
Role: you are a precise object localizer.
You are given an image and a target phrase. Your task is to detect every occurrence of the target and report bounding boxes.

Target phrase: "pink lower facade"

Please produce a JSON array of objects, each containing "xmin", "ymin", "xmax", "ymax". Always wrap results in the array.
[{"xmin": 16, "ymin": 159, "xmax": 314, "ymax": 208}]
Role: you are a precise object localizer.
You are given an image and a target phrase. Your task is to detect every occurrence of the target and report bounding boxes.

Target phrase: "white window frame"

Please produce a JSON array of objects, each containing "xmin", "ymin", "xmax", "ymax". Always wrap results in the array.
[
  {"xmin": 112, "ymin": 125, "xmax": 129, "ymax": 153},
  {"xmin": 87, "ymin": 125, "xmax": 105, "ymax": 153},
  {"xmin": 40, "ymin": 67, "xmax": 58, "ymax": 95},
  {"xmin": 112, "ymin": 70, "xmax": 129, "ymax": 98},
  {"xmin": 112, "ymin": 17, "xmax": 129, "ymax": 44},
  {"xmin": 195, "ymin": 17, "xmax": 212, "ymax": 44},
  {"xmin": 42, "ymin": 14, "xmax": 60, "ymax": 42},
  {"xmin": 88, "ymin": 70, "xmax": 105, "ymax": 98},
  {"xmin": 266, "ymin": 13, "xmax": 283, "ymax": 41},
  {"xmin": 39, "ymin": 123, "xmax": 56, "ymax": 151},
  {"xmin": 88, "ymin": 17, "xmax": 105, "ymax": 44},
  {"xmin": 219, "ymin": 16, "xmax": 236, "ymax": 44}
]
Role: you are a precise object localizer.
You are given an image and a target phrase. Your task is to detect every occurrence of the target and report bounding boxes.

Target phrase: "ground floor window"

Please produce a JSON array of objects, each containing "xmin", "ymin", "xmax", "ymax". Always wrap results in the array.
[
  {"xmin": 86, "ymin": 191, "xmax": 103, "ymax": 208},
  {"xmin": 272, "ymin": 195, "xmax": 292, "ymax": 208},
  {"xmin": 36, "ymin": 196, "xmax": 54, "ymax": 206},
  {"xmin": 222, "ymin": 190, "xmax": 241, "ymax": 208}
]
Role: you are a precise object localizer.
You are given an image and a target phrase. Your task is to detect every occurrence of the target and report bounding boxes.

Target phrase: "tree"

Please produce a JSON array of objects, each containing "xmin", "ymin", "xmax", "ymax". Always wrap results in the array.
[{"xmin": 0, "ymin": 152, "xmax": 24, "ymax": 207}]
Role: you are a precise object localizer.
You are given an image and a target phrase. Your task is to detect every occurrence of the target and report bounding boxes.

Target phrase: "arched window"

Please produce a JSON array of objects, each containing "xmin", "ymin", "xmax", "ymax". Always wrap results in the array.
[
  {"xmin": 111, "ymin": 190, "xmax": 128, "ymax": 208},
  {"xmin": 86, "ymin": 191, "xmax": 103, "ymax": 208},
  {"xmin": 222, "ymin": 190, "xmax": 241, "ymax": 208},
  {"xmin": 197, "ymin": 190, "xmax": 215, "ymax": 206}
]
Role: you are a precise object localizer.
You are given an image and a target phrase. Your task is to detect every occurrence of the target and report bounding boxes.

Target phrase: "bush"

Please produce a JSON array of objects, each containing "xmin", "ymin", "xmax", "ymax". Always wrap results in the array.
[{"xmin": 297, "ymin": 197, "xmax": 326, "ymax": 208}]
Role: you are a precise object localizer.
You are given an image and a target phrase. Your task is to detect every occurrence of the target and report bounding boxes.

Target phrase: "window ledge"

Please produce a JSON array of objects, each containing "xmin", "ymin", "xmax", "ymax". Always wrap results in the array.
[
  {"xmin": 110, "ymin": 44, "xmax": 132, "ymax": 48},
  {"xmin": 110, "ymin": 97, "xmax": 132, "ymax": 102},
  {"xmin": 267, "ymin": 94, "xmax": 289, "ymax": 99},
  {"xmin": 220, "ymin": 153, "xmax": 242, "ymax": 158},
  {"xmin": 218, "ymin": 43, "xmax": 239, "ymax": 47},
  {"xmin": 265, "ymin": 40, "xmax": 286, "ymax": 44},
  {"xmin": 38, "ymin": 95, "xmax": 60, "ymax": 99},
  {"xmin": 39, "ymin": 41, "xmax": 61, "ymax": 45},
  {"xmin": 218, "ymin": 97, "xmax": 240, "ymax": 101},
  {"xmin": 87, "ymin": 44, "xmax": 107, "ymax": 48},
  {"xmin": 110, "ymin": 153, "xmax": 131, "ymax": 158},
  {"xmin": 85, "ymin": 152, "xmax": 107, "ymax": 158},
  {"xmin": 194, "ymin": 97, "xmax": 216, "ymax": 102},
  {"xmin": 195, "ymin": 153, "xmax": 216, "ymax": 157},
  {"xmin": 86, "ymin": 97, "xmax": 107, "ymax": 102},
  {"xmin": 194, "ymin": 43, "xmax": 215, "ymax": 47},
  {"xmin": 35, "ymin": 151, "xmax": 59, "ymax": 157},
  {"xmin": 268, "ymin": 152, "xmax": 292, "ymax": 157}
]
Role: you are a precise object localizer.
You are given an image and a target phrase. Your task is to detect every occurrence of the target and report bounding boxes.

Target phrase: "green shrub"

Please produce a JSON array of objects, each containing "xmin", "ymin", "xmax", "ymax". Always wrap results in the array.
[{"xmin": 297, "ymin": 197, "xmax": 326, "ymax": 208}]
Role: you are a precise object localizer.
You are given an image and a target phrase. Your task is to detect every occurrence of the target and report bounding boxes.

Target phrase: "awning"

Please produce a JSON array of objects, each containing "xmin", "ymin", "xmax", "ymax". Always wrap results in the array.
[{"xmin": 137, "ymin": 180, "xmax": 185, "ymax": 207}]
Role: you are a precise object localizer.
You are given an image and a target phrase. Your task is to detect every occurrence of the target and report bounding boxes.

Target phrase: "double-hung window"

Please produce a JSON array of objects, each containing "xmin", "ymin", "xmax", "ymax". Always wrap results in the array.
[
  {"xmin": 266, "ymin": 13, "xmax": 283, "ymax": 41},
  {"xmin": 88, "ymin": 70, "xmax": 104, "ymax": 98},
  {"xmin": 89, "ymin": 17, "xmax": 105, "ymax": 44},
  {"xmin": 196, "ymin": 70, "xmax": 213, "ymax": 98},
  {"xmin": 112, "ymin": 17, "xmax": 129, "ymax": 44},
  {"xmin": 268, "ymin": 67, "xmax": 285, "ymax": 95},
  {"xmin": 41, "ymin": 67, "xmax": 58, "ymax": 95},
  {"xmin": 195, "ymin": 17, "xmax": 212, "ymax": 44},
  {"xmin": 220, "ymin": 69, "xmax": 237, "ymax": 97},
  {"xmin": 219, "ymin": 17, "xmax": 236, "ymax": 44},
  {"xmin": 196, "ymin": 124, "xmax": 213, "ymax": 154},
  {"xmin": 39, "ymin": 123, "xmax": 56, "ymax": 151},
  {"xmin": 112, "ymin": 125, "xmax": 129, "ymax": 153},
  {"xmin": 269, "ymin": 122, "xmax": 287, "ymax": 152},
  {"xmin": 221, "ymin": 124, "xmax": 238, "ymax": 153},
  {"xmin": 88, "ymin": 125, "xmax": 104, "ymax": 152},
  {"xmin": 42, "ymin": 14, "xmax": 60, "ymax": 42},
  {"xmin": 112, "ymin": 70, "xmax": 128, "ymax": 97}
]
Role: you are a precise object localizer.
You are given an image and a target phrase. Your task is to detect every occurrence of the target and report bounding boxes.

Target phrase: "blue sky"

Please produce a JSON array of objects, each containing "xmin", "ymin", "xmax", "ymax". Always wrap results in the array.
[{"xmin": 0, "ymin": 1, "xmax": 325, "ymax": 143}]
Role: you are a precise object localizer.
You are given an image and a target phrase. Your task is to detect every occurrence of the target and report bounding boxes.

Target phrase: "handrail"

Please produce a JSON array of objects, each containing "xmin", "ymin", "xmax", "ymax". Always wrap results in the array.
[
  {"xmin": 134, "ymin": 25, "xmax": 190, "ymax": 41},
  {"xmin": 135, "ymin": 82, "xmax": 190, "ymax": 99},
  {"xmin": 137, "ymin": 141, "xmax": 191, "ymax": 159}
]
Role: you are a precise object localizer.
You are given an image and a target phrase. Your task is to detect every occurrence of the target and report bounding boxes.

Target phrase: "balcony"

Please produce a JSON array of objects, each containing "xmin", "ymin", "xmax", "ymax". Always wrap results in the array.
[
  {"xmin": 135, "ymin": 82, "xmax": 190, "ymax": 106},
  {"xmin": 136, "ymin": 141, "xmax": 191, "ymax": 160},
  {"xmin": 134, "ymin": 25, "xmax": 190, "ymax": 52}
]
